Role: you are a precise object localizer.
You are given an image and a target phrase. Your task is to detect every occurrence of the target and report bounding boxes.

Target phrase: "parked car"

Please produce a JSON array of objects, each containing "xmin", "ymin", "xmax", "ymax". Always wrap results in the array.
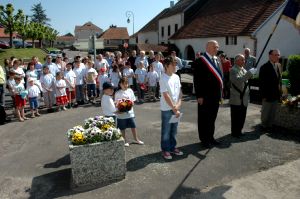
[
  {"xmin": 48, "ymin": 50, "xmax": 62, "ymax": 59},
  {"xmin": 0, "ymin": 41, "xmax": 10, "ymax": 49},
  {"xmin": 181, "ymin": 59, "xmax": 193, "ymax": 73},
  {"xmin": 13, "ymin": 40, "xmax": 32, "ymax": 48}
]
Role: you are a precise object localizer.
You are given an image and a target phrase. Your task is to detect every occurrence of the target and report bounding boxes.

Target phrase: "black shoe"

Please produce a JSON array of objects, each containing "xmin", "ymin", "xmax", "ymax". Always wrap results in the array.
[{"xmin": 210, "ymin": 139, "xmax": 221, "ymax": 146}]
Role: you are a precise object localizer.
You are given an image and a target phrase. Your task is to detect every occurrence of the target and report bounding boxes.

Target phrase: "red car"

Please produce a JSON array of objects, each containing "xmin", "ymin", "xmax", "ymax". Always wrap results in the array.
[{"xmin": 0, "ymin": 41, "xmax": 10, "ymax": 49}]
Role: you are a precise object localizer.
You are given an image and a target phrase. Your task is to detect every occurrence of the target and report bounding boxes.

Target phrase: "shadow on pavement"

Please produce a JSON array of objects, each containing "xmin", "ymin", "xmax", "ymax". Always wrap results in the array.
[
  {"xmin": 266, "ymin": 126, "xmax": 300, "ymax": 144},
  {"xmin": 44, "ymin": 154, "xmax": 70, "ymax": 168},
  {"xmin": 169, "ymin": 185, "xmax": 231, "ymax": 199}
]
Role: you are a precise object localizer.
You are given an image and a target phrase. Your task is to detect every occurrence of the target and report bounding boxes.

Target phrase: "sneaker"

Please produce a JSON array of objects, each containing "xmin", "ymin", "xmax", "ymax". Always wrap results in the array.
[
  {"xmin": 134, "ymin": 140, "xmax": 144, "ymax": 145},
  {"xmin": 171, "ymin": 148, "xmax": 184, "ymax": 156},
  {"xmin": 124, "ymin": 142, "xmax": 130, "ymax": 147},
  {"xmin": 62, "ymin": 107, "xmax": 67, "ymax": 111},
  {"xmin": 36, "ymin": 113, "xmax": 41, "ymax": 116},
  {"xmin": 162, "ymin": 151, "xmax": 172, "ymax": 160}
]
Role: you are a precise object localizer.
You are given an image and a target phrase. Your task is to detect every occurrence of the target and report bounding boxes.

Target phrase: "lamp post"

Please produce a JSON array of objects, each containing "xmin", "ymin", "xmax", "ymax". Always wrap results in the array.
[{"xmin": 126, "ymin": 11, "xmax": 134, "ymax": 35}]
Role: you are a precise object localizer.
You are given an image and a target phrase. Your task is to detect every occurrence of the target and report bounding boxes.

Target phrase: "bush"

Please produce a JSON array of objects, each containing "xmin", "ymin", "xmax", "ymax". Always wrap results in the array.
[{"xmin": 288, "ymin": 55, "xmax": 300, "ymax": 96}]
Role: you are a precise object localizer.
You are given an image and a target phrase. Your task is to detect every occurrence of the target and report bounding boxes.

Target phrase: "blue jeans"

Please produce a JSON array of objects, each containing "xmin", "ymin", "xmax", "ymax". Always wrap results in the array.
[
  {"xmin": 161, "ymin": 110, "xmax": 178, "ymax": 152},
  {"xmin": 87, "ymin": 84, "xmax": 96, "ymax": 98},
  {"xmin": 0, "ymin": 84, "xmax": 4, "ymax": 106},
  {"xmin": 75, "ymin": 84, "xmax": 84, "ymax": 102}
]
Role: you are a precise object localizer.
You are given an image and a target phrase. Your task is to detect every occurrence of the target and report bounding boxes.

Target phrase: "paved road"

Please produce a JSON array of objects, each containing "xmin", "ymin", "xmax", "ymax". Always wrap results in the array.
[{"xmin": 0, "ymin": 95, "xmax": 299, "ymax": 198}]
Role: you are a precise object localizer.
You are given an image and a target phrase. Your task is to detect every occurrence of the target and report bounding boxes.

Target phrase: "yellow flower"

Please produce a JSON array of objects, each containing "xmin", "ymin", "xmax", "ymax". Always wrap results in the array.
[
  {"xmin": 101, "ymin": 124, "xmax": 112, "ymax": 131},
  {"xmin": 72, "ymin": 132, "xmax": 85, "ymax": 144}
]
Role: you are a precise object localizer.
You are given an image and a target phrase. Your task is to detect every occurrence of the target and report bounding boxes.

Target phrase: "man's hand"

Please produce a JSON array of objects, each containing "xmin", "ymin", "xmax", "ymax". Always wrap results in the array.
[{"xmin": 197, "ymin": 98, "xmax": 204, "ymax": 105}]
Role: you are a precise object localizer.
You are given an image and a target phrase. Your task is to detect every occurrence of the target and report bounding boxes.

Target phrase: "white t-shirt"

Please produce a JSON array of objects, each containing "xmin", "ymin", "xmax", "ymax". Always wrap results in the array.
[
  {"xmin": 95, "ymin": 59, "xmax": 109, "ymax": 71},
  {"xmin": 26, "ymin": 70, "xmax": 38, "ymax": 84},
  {"xmin": 85, "ymin": 68, "xmax": 98, "ymax": 84},
  {"xmin": 109, "ymin": 70, "xmax": 121, "ymax": 88},
  {"xmin": 135, "ymin": 68, "xmax": 147, "ymax": 83},
  {"xmin": 98, "ymin": 73, "xmax": 110, "ymax": 90},
  {"xmin": 115, "ymin": 88, "xmax": 136, "ymax": 119},
  {"xmin": 101, "ymin": 94, "xmax": 116, "ymax": 116},
  {"xmin": 55, "ymin": 79, "xmax": 67, "ymax": 96},
  {"xmin": 123, "ymin": 68, "xmax": 134, "ymax": 86},
  {"xmin": 27, "ymin": 84, "xmax": 40, "ymax": 98},
  {"xmin": 13, "ymin": 67, "xmax": 25, "ymax": 84},
  {"xmin": 159, "ymin": 73, "xmax": 181, "ymax": 111},
  {"xmin": 73, "ymin": 67, "xmax": 85, "ymax": 85},
  {"xmin": 7, "ymin": 78, "xmax": 16, "ymax": 95},
  {"xmin": 40, "ymin": 73, "xmax": 55, "ymax": 92},
  {"xmin": 64, "ymin": 70, "xmax": 76, "ymax": 90},
  {"xmin": 147, "ymin": 71, "xmax": 159, "ymax": 87},
  {"xmin": 152, "ymin": 61, "xmax": 164, "ymax": 79}
]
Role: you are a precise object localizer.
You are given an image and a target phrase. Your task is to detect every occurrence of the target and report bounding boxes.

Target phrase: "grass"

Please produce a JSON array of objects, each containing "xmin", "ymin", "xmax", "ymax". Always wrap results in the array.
[
  {"xmin": 0, "ymin": 48, "xmax": 47, "ymax": 65},
  {"xmin": 45, "ymin": 47, "xmax": 60, "ymax": 52}
]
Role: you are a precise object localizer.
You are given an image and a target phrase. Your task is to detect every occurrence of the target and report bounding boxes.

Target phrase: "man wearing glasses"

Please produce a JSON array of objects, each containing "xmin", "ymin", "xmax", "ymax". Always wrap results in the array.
[{"xmin": 44, "ymin": 55, "xmax": 59, "ymax": 77}]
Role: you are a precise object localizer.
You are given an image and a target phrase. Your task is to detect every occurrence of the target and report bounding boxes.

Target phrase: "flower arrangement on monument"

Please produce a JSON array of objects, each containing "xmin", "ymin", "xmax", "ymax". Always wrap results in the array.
[
  {"xmin": 67, "ymin": 116, "xmax": 122, "ymax": 145},
  {"xmin": 116, "ymin": 98, "xmax": 133, "ymax": 112},
  {"xmin": 281, "ymin": 95, "xmax": 300, "ymax": 107}
]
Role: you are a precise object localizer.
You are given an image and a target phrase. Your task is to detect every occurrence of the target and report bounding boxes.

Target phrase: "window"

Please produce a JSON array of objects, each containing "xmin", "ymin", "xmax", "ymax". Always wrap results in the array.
[
  {"xmin": 175, "ymin": 24, "xmax": 178, "ymax": 32},
  {"xmin": 106, "ymin": 40, "xmax": 110, "ymax": 45},
  {"xmin": 161, "ymin": 26, "xmax": 164, "ymax": 37},
  {"xmin": 168, "ymin": 25, "xmax": 171, "ymax": 36},
  {"xmin": 225, "ymin": 36, "xmax": 237, "ymax": 45}
]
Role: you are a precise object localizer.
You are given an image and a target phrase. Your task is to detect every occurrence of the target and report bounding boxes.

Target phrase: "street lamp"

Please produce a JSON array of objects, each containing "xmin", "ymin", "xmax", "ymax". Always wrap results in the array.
[{"xmin": 126, "ymin": 11, "xmax": 134, "ymax": 35}]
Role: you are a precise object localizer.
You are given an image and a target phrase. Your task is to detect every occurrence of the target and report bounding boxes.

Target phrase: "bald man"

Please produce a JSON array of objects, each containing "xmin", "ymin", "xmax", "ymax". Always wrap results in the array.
[
  {"xmin": 244, "ymin": 48, "xmax": 256, "ymax": 71},
  {"xmin": 194, "ymin": 40, "xmax": 223, "ymax": 148}
]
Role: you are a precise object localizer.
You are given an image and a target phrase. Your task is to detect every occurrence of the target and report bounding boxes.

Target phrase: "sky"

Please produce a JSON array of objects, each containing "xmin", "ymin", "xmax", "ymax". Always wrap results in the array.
[{"xmin": 1, "ymin": 0, "xmax": 173, "ymax": 36}]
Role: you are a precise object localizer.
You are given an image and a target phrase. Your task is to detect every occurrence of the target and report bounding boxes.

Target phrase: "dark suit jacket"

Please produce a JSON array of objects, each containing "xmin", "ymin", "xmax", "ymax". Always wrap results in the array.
[
  {"xmin": 259, "ymin": 61, "xmax": 281, "ymax": 102},
  {"xmin": 193, "ymin": 56, "xmax": 222, "ymax": 103}
]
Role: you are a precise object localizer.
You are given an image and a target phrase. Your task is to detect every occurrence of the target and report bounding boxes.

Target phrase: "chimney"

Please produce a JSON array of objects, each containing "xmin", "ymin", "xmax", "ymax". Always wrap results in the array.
[{"xmin": 170, "ymin": 1, "xmax": 175, "ymax": 8}]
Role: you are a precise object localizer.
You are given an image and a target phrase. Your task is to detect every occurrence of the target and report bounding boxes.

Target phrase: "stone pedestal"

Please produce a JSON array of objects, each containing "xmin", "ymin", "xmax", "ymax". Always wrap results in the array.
[
  {"xmin": 69, "ymin": 139, "xmax": 125, "ymax": 190},
  {"xmin": 275, "ymin": 106, "xmax": 300, "ymax": 131}
]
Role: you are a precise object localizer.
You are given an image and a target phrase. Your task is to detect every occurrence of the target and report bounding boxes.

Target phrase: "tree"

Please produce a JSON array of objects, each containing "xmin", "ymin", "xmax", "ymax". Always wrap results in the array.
[
  {"xmin": 30, "ymin": 2, "xmax": 50, "ymax": 26},
  {"xmin": 15, "ymin": 14, "xmax": 30, "ymax": 48},
  {"xmin": 0, "ymin": 4, "xmax": 23, "ymax": 47}
]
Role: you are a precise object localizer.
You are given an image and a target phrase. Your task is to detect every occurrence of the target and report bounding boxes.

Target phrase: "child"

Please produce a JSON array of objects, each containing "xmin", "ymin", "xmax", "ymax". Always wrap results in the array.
[
  {"xmin": 6, "ymin": 71, "xmax": 16, "ymax": 114},
  {"xmin": 98, "ymin": 67, "xmax": 110, "ymax": 100},
  {"xmin": 109, "ymin": 64, "xmax": 122, "ymax": 90},
  {"xmin": 27, "ymin": 78, "xmax": 41, "ymax": 117},
  {"xmin": 40, "ymin": 66, "xmax": 55, "ymax": 111},
  {"xmin": 55, "ymin": 72, "xmax": 68, "ymax": 111},
  {"xmin": 122, "ymin": 61, "xmax": 134, "ymax": 89},
  {"xmin": 135, "ymin": 61, "xmax": 147, "ymax": 103},
  {"xmin": 146, "ymin": 64, "xmax": 159, "ymax": 102},
  {"xmin": 64, "ymin": 63, "xmax": 76, "ymax": 108},
  {"xmin": 101, "ymin": 82, "xmax": 116, "ymax": 121},
  {"xmin": 84, "ymin": 60, "xmax": 98, "ymax": 103},
  {"xmin": 73, "ymin": 60, "xmax": 85, "ymax": 105},
  {"xmin": 159, "ymin": 56, "xmax": 183, "ymax": 160},
  {"xmin": 115, "ymin": 77, "xmax": 143, "ymax": 147},
  {"xmin": 13, "ymin": 76, "xmax": 28, "ymax": 122}
]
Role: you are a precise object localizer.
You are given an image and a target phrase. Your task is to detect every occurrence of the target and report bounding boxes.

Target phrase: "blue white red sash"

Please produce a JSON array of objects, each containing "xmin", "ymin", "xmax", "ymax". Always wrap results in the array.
[{"xmin": 200, "ymin": 54, "xmax": 223, "ymax": 88}]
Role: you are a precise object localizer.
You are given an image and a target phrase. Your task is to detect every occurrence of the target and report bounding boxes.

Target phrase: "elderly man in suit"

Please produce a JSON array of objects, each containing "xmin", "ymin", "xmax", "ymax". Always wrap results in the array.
[
  {"xmin": 194, "ymin": 40, "xmax": 223, "ymax": 147},
  {"xmin": 229, "ymin": 54, "xmax": 253, "ymax": 137},
  {"xmin": 259, "ymin": 49, "xmax": 281, "ymax": 130}
]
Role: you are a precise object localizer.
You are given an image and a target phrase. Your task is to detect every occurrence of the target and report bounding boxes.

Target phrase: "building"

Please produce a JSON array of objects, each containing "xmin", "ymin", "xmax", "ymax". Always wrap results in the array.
[
  {"xmin": 54, "ymin": 33, "xmax": 75, "ymax": 49},
  {"xmin": 0, "ymin": 27, "xmax": 20, "ymax": 43},
  {"xmin": 170, "ymin": 0, "xmax": 300, "ymax": 66},
  {"xmin": 98, "ymin": 27, "xmax": 129, "ymax": 51},
  {"xmin": 73, "ymin": 22, "xmax": 103, "ymax": 51}
]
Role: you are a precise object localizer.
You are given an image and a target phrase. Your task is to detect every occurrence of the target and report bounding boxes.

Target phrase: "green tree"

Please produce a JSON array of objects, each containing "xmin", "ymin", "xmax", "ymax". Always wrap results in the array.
[
  {"xmin": 27, "ymin": 22, "xmax": 39, "ymax": 48},
  {"xmin": 30, "ymin": 2, "xmax": 50, "ymax": 26},
  {"xmin": 15, "ymin": 14, "xmax": 30, "ymax": 48},
  {"xmin": 0, "ymin": 4, "xmax": 23, "ymax": 47}
]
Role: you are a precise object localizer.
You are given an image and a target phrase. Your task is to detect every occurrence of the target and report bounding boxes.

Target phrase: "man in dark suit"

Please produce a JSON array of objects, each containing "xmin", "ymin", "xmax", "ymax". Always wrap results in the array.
[
  {"xmin": 194, "ymin": 40, "xmax": 223, "ymax": 147},
  {"xmin": 259, "ymin": 49, "xmax": 281, "ymax": 130}
]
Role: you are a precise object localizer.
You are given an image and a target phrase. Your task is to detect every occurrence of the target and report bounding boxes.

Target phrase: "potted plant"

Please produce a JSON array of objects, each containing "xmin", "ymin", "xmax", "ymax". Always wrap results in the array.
[{"xmin": 67, "ymin": 116, "xmax": 125, "ymax": 189}]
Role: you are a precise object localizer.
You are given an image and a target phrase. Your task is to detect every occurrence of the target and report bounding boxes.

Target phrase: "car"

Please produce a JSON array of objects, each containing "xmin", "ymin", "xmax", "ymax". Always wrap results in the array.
[
  {"xmin": 0, "ymin": 41, "xmax": 10, "ymax": 49},
  {"xmin": 13, "ymin": 40, "xmax": 32, "ymax": 48},
  {"xmin": 181, "ymin": 59, "xmax": 193, "ymax": 73},
  {"xmin": 48, "ymin": 50, "xmax": 62, "ymax": 59}
]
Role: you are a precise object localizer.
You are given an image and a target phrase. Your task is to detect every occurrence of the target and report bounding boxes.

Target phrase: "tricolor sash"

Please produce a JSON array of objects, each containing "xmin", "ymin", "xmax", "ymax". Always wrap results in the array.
[{"xmin": 200, "ymin": 54, "xmax": 223, "ymax": 88}]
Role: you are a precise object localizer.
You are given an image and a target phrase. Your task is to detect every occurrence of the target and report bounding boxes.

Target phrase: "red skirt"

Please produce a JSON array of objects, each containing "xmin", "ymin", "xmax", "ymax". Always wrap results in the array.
[
  {"xmin": 66, "ymin": 88, "xmax": 76, "ymax": 101},
  {"xmin": 56, "ymin": 95, "xmax": 69, "ymax": 105},
  {"xmin": 15, "ymin": 95, "xmax": 26, "ymax": 108}
]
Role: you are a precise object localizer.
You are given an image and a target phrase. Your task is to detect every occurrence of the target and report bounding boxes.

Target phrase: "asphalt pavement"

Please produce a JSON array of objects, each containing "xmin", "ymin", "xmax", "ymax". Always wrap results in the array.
[{"xmin": 0, "ymin": 89, "xmax": 299, "ymax": 199}]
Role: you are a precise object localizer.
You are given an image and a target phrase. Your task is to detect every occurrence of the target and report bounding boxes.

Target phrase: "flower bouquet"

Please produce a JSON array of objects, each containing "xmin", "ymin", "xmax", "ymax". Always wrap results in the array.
[
  {"xmin": 281, "ymin": 95, "xmax": 300, "ymax": 108},
  {"xmin": 116, "ymin": 98, "xmax": 133, "ymax": 112},
  {"xmin": 67, "ymin": 116, "xmax": 122, "ymax": 145}
]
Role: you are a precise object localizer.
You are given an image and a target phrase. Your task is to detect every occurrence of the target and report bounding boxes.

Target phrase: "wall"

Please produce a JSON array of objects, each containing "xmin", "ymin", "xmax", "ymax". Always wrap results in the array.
[
  {"xmin": 75, "ymin": 30, "xmax": 102, "ymax": 40},
  {"xmin": 254, "ymin": 6, "xmax": 300, "ymax": 67},
  {"xmin": 138, "ymin": 31, "xmax": 158, "ymax": 44},
  {"xmin": 159, "ymin": 14, "xmax": 182, "ymax": 44},
  {"xmin": 173, "ymin": 36, "xmax": 255, "ymax": 59}
]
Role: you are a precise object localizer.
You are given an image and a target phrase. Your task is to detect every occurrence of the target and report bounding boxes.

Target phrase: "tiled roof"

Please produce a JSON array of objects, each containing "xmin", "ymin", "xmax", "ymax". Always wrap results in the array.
[
  {"xmin": 75, "ymin": 22, "xmax": 102, "ymax": 32},
  {"xmin": 171, "ymin": 0, "xmax": 285, "ymax": 39},
  {"xmin": 161, "ymin": 0, "xmax": 195, "ymax": 19},
  {"xmin": 0, "ymin": 28, "xmax": 19, "ymax": 38},
  {"xmin": 138, "ymin": 8, "xmax": 170, "ymax": 33},
  {"xmin": 56, "ymin": 36, "xmax": 75, "ymax": 42},
  {"xmin": 137, "ymin": 44, "xmax": 168, "ymax": 52},
  {"xmin": 99, "ymin": 27, "xmax": 129, "ymax": 40}
]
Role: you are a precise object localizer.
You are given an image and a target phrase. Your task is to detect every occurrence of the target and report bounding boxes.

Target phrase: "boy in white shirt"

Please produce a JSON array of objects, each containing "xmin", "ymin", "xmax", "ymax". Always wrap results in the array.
[
  {"xmin": 84, "ymin": 60, "xmax": 98, "ymax": 103},
  {"xmin": 98, "ymin": 67, "xmax": 110, "ymax": 100},
  {"xmin": 123, "ymin": 61, "xmax": 134, "ymax": 89},
  {"xmin": 134, "ymin": 61, "xmax": 147, "ymax": 103},
  {"xmin": 64, "ymin": 63, "xmax": 76, "ymax": 108},
  {"xmin": 101, "ymin": 82, "xmax": 116, "ymax": 121},
  {"xmin": 27, "ymin": 78, "xmax": 41, "ymax": 117},
  {"xmin": 146, "ymin": 64, "xmax": 159, "ymax": 101}
]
